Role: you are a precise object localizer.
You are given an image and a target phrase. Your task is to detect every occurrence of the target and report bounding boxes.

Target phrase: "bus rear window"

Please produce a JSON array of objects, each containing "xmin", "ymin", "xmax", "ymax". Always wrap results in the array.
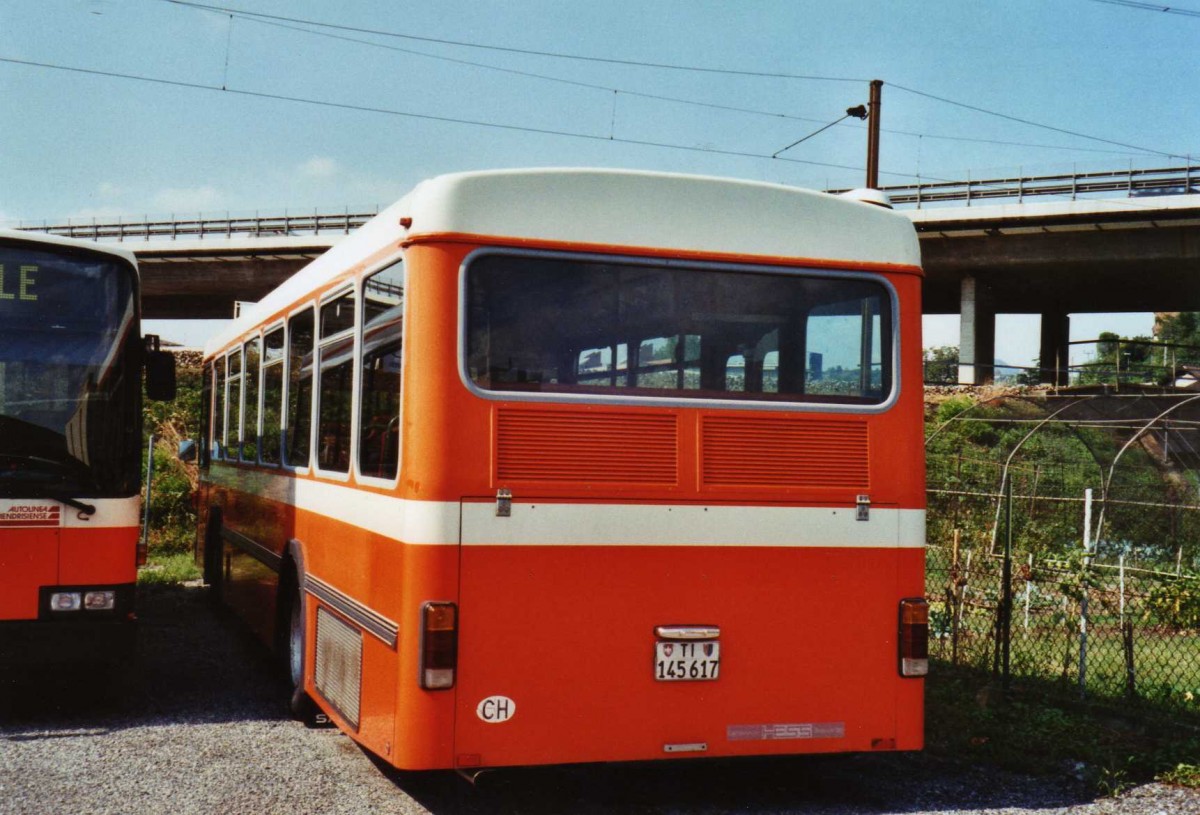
[{"xmin": 464, "ymin": 254, "xmax": 894, "ymax": 405}]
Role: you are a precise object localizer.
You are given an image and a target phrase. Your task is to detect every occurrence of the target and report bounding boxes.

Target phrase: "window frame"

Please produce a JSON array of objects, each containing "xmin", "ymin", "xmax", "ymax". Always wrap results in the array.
[
  {"xmin": 283, "ymin": 303, "xmax": 316, "ymax": 475},
  {"xmin": 241, "ymin": 336, "xmax": 262, "ymax": 464},
  {"xmin": 225, "ymin": 346, "xmax": 243, "ymax": 461},
  {"xmin": 352, "ymin": 255, "xmax": 406, "ymax": 490},
  {"xmin": 214, "ymin": 355, "xmax": 227, "ymax": 461},
  {"xmin": 457, "ymin": 247, "xmax": 902, "ymax": 414},
  {"xmin": 312, "ymin": 283, "xmax": 357, "ymax": 482},
  {"xmin": 258, "ymin": 321, "xmax": 286, "ymax": 468},
  {"xmin": 200, "ymin": 361, "xmax": 213, "ymax": 471}
]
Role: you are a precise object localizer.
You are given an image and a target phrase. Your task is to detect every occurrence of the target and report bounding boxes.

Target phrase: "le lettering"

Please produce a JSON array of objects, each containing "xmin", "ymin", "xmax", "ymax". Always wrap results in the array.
[{"xmin": 0, "ymin": 264, "xmax": 38, "ymax": 302}]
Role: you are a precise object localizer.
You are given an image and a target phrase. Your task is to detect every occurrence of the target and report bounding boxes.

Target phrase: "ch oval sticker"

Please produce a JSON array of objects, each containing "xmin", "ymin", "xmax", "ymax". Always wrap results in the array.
[{"xmin": 476, "ymin": 696, "xmax": 516, "ymax": 724}]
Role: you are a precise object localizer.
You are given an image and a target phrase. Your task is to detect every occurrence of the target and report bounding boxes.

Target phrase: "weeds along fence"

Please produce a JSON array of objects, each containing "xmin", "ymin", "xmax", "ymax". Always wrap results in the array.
[
  {"xmin": 926, "ymin": 544, "xmax": 1199, "ymax": 715},
  {"xmin": 925, "ymin": 388, "xmax": 1200, "ymax": 718}
]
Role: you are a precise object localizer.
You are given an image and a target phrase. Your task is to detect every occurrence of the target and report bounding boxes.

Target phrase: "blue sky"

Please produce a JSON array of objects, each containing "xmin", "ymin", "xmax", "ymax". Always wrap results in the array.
[{"xmin": 3, "ymin": 0, "xmax": 1197, "ymax": 354}]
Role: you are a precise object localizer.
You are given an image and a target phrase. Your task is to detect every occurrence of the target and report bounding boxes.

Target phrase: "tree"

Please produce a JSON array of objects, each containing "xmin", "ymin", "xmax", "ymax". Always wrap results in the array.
[
  {"xmin": 1156, "ymin": 312, "xmax": 1200, "ymax": 368},
  {"xmin": 1078, "ymin": 331, "xmax": 1161, "ymax": 385},
  {"xmin": 923, "ymin": 345, "xmax": 959, "ymax": 385},
  {"xmin": 1015, "ymin": 354, "xmax": 1042, "ymax": 386}
]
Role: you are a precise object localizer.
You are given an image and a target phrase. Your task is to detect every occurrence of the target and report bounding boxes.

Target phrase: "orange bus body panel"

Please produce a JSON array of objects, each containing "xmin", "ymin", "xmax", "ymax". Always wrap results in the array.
[
  {"xmin": 0, "ymin": 528, "xmax": 59, "ymax": 620},
  {"xmin": 1, "ymin": 505, "xmax": 138, "ymax": 622},
  {"xmin": 59, "ymin": 527, "xmax": 139, "ymax": 586},
  {"xmin": 197, "ymin": 171, "xmax": 926, "ymax": 772},
  {"xmin": 454, "ymin": 545, "xmax": 924, "ymax": 767}
]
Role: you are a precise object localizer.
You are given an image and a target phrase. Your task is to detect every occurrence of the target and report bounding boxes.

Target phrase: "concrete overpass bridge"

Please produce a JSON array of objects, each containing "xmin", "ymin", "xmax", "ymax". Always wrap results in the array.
[
  {"xmin": 13, "ymin": 164, "xmax": 1200, "ymax": 383},
  {"xmin": 912, "ymin": 192, "xmax": 1200, "ymax": 385}
]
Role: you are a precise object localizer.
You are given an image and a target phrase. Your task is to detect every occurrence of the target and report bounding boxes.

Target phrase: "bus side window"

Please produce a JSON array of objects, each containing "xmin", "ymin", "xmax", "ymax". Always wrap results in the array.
[
  {"xmin": 214, "ymin": 355, "xmax": 227, "ymax": 460},
  {"xmin": 226, "ymin": 347, "xmax": 243, "ymax": 461},
  {"xmin": 200, "ymin": 362, "xmax": 212, "ymax": 470},
  {"xmin": 260, "ymin": 327, "xmax": 284, "ymax": 465},
  {"xmin": 286, "ymin": 308, "xmax": 315, "ymax": 469},
  {"xmin": 317, "ymin": 290, "xmax": 356, "ymax": 473},
  {"xmin": 358, "ymin": 260, "xmax": 404, "ymax": 480},
  {"xmin": 242, "ymin": 338, "xmax": 260, "ymax": 463}
]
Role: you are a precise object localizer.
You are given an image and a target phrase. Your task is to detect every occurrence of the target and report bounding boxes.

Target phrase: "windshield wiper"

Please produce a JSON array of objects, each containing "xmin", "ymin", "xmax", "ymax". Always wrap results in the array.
[
  {"xmin": 51, "ymin": 494, "xmax": 97, "ymax": 517},
  {"xmin": 0, "ymin": 483, "xmax": 98, "ymax": 517},
  {"xmin": 0, "ymin": 452, "xmax": 96, "ymax": 484},
  {"xmin": 0, "ymin": 454, "xmax": 99, "ymax": 515}
]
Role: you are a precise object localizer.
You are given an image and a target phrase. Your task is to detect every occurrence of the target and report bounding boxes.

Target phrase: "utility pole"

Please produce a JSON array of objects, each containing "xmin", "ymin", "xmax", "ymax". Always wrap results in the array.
[{"xmin": 866, "ymin": 79, "xmax": 883, "ymax": 189}]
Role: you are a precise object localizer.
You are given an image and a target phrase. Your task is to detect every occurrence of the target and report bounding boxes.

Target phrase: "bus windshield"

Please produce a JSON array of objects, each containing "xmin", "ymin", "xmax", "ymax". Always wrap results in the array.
[
  {"xmin": 465, "ymin": 252, "xmax": 894, "ymax": 405},
  {"xmin": 0, "ymin": 240, "xmax": 140, "ymax": 497}
]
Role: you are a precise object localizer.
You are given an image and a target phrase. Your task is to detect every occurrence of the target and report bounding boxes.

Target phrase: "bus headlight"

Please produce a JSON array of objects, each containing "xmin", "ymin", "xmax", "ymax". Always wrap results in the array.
[
  {"xmin": 50, "ymin": 592, "xmax": 82, "ymax": 612},
  {"xmin": 84, "ymin": 590, "xmax": 116, "ymax": 611}
]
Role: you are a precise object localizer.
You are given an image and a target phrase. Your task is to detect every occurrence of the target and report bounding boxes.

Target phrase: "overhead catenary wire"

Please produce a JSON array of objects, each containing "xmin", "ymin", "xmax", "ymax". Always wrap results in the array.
[
  {"xmin": 17, "ymin": 3, "xmax": 1193, "ymax": 202},
  {"xmin": 158, "ymin": 0, "xmax": 869, "ymax": 83},
  {"xmin": 11, "ymin": 47, "xmax": 1184, "ymax": 212},
  {"xmin": 218, "ymin": 11, "xmax": 841, "ymax": 128},
  {"xmin": 1082, "ymin": 0, "xmax": 1200, "ymax": 18},
  {"xmin": 192, "ymin": 4, "xmax": 1161, "ymax": 159},
  {"xmin": 161, "ymin": 0, "xmax": 1194, "ymax": 161},
  {"xmin": 0, "ymin": 55, "xmax": 888, "ymax": 177},
  {"xmin": 889, "ymin": 83, "xmax": 1187, "ymax": 160},
  {"xmin": 772, "ymin": 112, "xmax": 859, "ymax": 159}
]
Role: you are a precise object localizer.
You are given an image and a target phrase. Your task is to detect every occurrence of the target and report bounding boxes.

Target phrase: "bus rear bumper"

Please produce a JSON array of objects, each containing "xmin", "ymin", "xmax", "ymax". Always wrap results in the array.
[{"xmin": 0, "ymin": 618, "xmax": 137, "ymax": 668}]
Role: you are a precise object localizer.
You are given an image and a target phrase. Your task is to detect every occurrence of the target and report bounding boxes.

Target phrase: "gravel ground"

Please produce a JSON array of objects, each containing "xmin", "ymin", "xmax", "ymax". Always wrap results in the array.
[{"xmin": 1, "ymin": 584, "xmax": 1196, "ymax": 815}]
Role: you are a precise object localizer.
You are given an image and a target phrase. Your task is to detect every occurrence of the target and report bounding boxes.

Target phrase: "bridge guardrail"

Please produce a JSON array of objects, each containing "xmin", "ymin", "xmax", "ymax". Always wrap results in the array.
[
  {"xmin": 924, "ymin": 338, "xmax": 1200, "ymax": 388},
  {"xmin": 832, "ymin": 163, "xmax": 1200, "ymax": 207},
  {"xmin": 10, "ymin": 211, "xmax": 380, "ymax": 242},
  {"xmin": 9, "ymin": 163, "xmax": 1200, "ymax": 237}
]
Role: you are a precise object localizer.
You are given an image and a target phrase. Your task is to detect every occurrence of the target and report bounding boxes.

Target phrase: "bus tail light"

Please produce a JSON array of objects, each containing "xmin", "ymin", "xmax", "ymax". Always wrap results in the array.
[
  {"xmin": 420, "ymin": 602, "xmax": 458, "ymax": 690},
  {"xmin": 899, "ymin": 598, "xmax": 929, "ymax": 677},
  {"xmin": 137, "ymin": 536, "xmax": 148, "ymax": 567}
]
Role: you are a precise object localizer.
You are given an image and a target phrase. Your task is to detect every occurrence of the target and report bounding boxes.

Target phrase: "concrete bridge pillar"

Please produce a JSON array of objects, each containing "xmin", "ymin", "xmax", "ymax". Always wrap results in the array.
[
  {"xmin": 957, "ymin": 276, "xmax": 995, "ymax": 385},
  {"xmin": 1039, "ymin": 309, "xmax": 1071, "ymax": 386}
]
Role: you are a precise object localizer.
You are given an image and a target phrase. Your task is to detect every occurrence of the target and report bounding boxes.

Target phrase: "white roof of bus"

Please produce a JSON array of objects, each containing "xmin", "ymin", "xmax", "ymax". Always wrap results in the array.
[
  {"xmin": 0, "ymin": 228, "xmax": 138, "ymax": 267},
  {"xmin": 206, "ymin": 168, "xmax": 920, "ymax": 356}
]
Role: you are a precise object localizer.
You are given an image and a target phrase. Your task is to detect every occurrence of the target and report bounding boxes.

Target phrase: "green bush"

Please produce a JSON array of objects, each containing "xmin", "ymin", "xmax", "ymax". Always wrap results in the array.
[{"xmin": 140, "ymin": 358, "xmax": 202, "ymax": 576}]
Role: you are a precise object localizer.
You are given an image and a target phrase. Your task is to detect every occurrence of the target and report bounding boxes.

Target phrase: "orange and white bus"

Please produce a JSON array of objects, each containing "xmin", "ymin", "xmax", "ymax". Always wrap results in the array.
[
  {"xmin": 195, "ymin": 169, "xmax": 927, "ymax": 772},
  {"xmin": 0, "ymin": 229, "xmax": 173, "ymax": 667}
]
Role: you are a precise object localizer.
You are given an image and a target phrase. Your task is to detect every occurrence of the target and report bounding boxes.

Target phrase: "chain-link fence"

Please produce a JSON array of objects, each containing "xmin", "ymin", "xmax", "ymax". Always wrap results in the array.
[
  {"xmin": 925, "ymin": 388, "xmax": 1200, "ymax": 720},
  {"xmin": 927, "ymin": 544, "xmax": 1200, "ymax": 716}
]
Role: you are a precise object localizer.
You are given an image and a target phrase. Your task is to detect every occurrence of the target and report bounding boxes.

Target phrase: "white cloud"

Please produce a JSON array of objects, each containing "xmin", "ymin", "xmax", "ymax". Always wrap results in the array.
[{"xmin": 299, "ymin": 157, "xmax": 338, "ymax": 179}]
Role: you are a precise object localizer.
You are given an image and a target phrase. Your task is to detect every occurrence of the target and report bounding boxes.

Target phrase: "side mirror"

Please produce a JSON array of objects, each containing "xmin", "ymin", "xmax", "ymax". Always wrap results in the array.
[
  {"xmin": 145, "ymin": 336, "xmax": 177, "ymax": 401},
  {"xmin": 177, "ymin": 439, "xmax": 197, "ymax": 463}
]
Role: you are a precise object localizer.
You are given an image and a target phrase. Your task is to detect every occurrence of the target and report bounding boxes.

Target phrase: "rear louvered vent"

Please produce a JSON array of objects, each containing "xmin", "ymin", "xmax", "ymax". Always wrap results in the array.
[
  {"xmin": 702, "ymin": 416, "xmax": 869, "ymax": 489},
  {"xmin": 496, "ymin": 409, "xmax": 677, "ymax": 484},
  {"xmin": 315, "ymin": 607, "xmax": 363, "ymax": 730}
]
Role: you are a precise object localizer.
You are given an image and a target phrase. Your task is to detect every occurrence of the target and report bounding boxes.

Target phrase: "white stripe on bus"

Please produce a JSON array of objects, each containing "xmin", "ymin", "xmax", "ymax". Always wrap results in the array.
[
  {"xmin": 60, "ymin": 497, "xmax": 140, "ymax": 529},
  {"xmin": 207, "ymin": 465, "xmax": 925, "ymax": 549}
]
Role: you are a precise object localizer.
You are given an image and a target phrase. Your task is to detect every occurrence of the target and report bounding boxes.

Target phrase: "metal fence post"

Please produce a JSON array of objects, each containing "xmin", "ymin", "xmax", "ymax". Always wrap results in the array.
[
  {"xmin": 1079, "ymin": 487, "xmax": 1093, "ymax": 699},
  {"xmin": 1120, "ymin": 554, "xmax": 1137, "ymax": 699},
  {"xmin": 1023, "ymin": 552, "xmax": 1033, "ymax": 634},
  {"xmin": 955, "ymin": 550, "xmax": 972, "ymax": 666},
  {"xmin": 1001, "ymin": 478, "xmax": 1014, "ymax": 694}
]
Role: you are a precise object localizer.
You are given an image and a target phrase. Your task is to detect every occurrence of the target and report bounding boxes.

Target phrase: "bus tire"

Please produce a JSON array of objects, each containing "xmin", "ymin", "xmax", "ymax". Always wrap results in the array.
[
  {"xmin": 202, "ymin": 507, "xmax": 224, "ymax": 604},
  {"xmin": 281, "ymin": 573, "xmax": 328, "ymax": 728}
]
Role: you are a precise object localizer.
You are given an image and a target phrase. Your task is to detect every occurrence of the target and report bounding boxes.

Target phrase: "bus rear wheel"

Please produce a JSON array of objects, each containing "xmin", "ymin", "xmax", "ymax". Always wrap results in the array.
[
  {"xmin": 281, "ymin": 574, "xmax": 327, "ymax": 727},
  {"xmin": 202, "ymin": 508, "xmax": 223, "ymax": 604}
]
